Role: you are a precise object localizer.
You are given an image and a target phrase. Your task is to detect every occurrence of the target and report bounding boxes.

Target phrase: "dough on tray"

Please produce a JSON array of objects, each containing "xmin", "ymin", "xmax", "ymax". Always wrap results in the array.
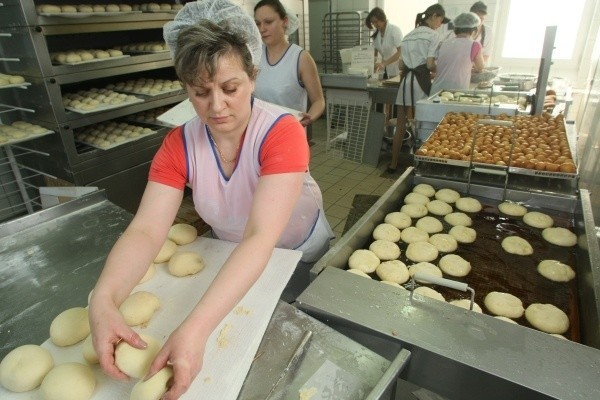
[
  {"xmin": 0, "ymin": 344, "xmax": 53, "ymax": 392},
  {"xmin": 404, "ymin": 192, "xmax": 430, "ymax": 205},
  {"xmin": 444, "ymin": 212, "xmax": 472, "ymax": 227},
  {"xmin": 498, "ymin": 202, "xmax": 527, "ymax": 217},
  {"xmin": 168, "ymin": 251, "xmax": 205, "ymax": 277},
  {"xmin": 348, "ymin": 249, "xmax": 380, "ymax": 273},
  {"xmin": 415, "ymin": 216, "xmax": 443, "ymax": 234},
  {"xmin": 412, "ymin": 183, "xmax": 436, "ymax": 197},
  {"xmin": 401, "ymin": 203, "xmax": 428, "ymax": 218},
  {"xmin": 154, "ymin": 239, "xmax": 177, "ymax": 263},
  {"xmin": 408, "ymin": 262, "xmax": 442, "ymax": 281},
  {"xmin": 49, "ymin": 307, "xmax": 90, "ymax": 346},
  {"xmin": 138, "ymin": 263, "xmax": 156, "ymax": 284},
  {"xmin": 413, "ymin": 286, "xmax": 445, "ymax": 302},
  {"xmin": 400, "ymin": 226, "xmax": 429, "ymax": 243},
  {"xmin": 406, "ymin": 242, "xmax": 439, "ymax": 262},
  {"xmin": 484, "ymin": 291, "xmax": 524, "ymax": 318},
  {"xmin": 434, "ymin": 188, "xmax": 460, "ymax": 203},
  {"xmin": 369, "ymin": 240, "xmax": 401, "ymax": 261},
  {"xmin": 426, "ymin": 200, "xmax": 453, "ymax": 216},
  {"xmin": 525, "ymin": 303, "xmax": 569, "ymax": 334},
  {"xmin": 130, "ymin": 366, "xmax": 174, "ymax": 400},
  {"xmin": 384, "ymin": 211, "xmax": 412, "ymax": 229},
  {"xmin": 119, "ymin": 291, "xmax": 161, "ymax": 326},
  {"xmin": 523, "ymin": 211, "xmax": 554, "ymax": 229},
  {"xmin": 375, "ymin": 260, "xmax": 409, "ymax": 284},
  {"xmin": 455, "ymin": 197, "xmax": 482, "ymax": 213},
  {"xmin": 438, "ymin": 254, "xmax": 471, "ymax": 277},
  {"xmin": 115, "ymin": 334, "xmax": 161, "ymax": 379},
  {"xmin": 501, "ymin": 236, "xmax": 533, "ymax": 255},
  {"xmin": 449, "ymin": 225, "xmax": 477, "ymax": 243},
  {"xmin": 40, "ymin": 362, "xmax": 95, "ymax": 400},
  {"xmin": 449, "ymin": 299, "xmax": 482, "ymax": 313},
  {"xmin": 428, "ymin": 233, "xmax": 458, "ymax": 253},
  {"xmin": 541, "ymin": 227, "xmax": 577, "ymax": 247},
  {"xmin": 168, "ymin": 223, "xmax": 198, "ymax": 245},
  {"xmin": 495, "ymin": 316, "xmax": 518, "ymax": 324},
  {"xmin": 81, "ymin": 335, "xmax": 98, "ymax": 364},
  {"xmin": 372, "ymin": 223, "xmax": 401, "ymax": 242},
  {"xmin": 537, "ymin": 260, "xmax": 576, "ymax": 282}
]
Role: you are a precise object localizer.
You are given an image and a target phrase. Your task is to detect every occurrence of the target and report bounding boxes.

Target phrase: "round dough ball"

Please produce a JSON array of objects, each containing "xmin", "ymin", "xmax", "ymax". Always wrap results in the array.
[
  {"xmin": 542, "ymin": 227, "xmax": 577, "ymax": 247},
  {"xmin": 412, "ymin": 183, "xmax": 435, "ymax": 197},
  {"xmin": 347, "ymin": 268, "xmax": 372, "ymax": 278},
  {"xmin": 0, "ymin": 344, "xmax": 53, "ymax": 392},
  {"xmin": 523, "ymin": 211, "xmax": 554, "ymax": 229},
  {"xmin": 444, "ymin": 212, "xmax": 472, "ymax": 227},
  {"xmin": 369, "ymin": 240, "xmax": 401, "ymax": 261},
  {"xmin": 537, "ymin": 260, "xmax": 576, "ymax": 282},
  {"xmin": 108, "ymin": 49, "xmax": 124, "ymax": 57},
  {"xmin": 348, "ymin": 249, "xmax": 380, "ymax": 273},
  {"xmin": 384, "ymin": 211, "xmax": 412, "ymax": 229},
  {"xmin": 406, "ymin": 242, "xmax": 439, "ymax": 262},
  {"xmin": 106, "ymin": 4, "xmax": 120, "ymax": 12},
  {"xmin": 455, "ymin": 197, "xmax": 482, "ymax": 213},
  {"xmin": 154, "ymin": 239, "xmax": 177, "ymax": 263},
  {"xmin": 525, "ymin": 303, "xmax": 569, "ymax": 334},
  {"xmin": 404, "ymin": 192, "xmax": 430, "ymax": 205},
  {"xmin": 449, "ymin": 225, "xmax": 477, "ymax": 243},
  {"xmin": 501, "ymin": 236, "xmax": 533, "ymax": 255},
  {"xmin": 167, "ymin": 251, "xmax": 205, "ymax": 277},
  {"xmin": 401, "ymin": 203, "xmax": 428, "ymax": 218},
  {"xmin": 372, "ymin": 223, "xmax": 401, "ymax": 242},
  {"xmin": 428, "ymin": 233, "xmax": 458, "ymax": 253},
  {"xmin": 400, "ymin": 226, "xmax": 429, "ymax": 243},
  {"xmin": 408, "ymin": 262, "xmax": 442, "ymax": 281},
  {"xmin": 40, "ymin": 362, "xmax": 95, "ymax": 400},
  {"xmin": 495, "ymin": 316, "xmax": 518, "ymax": 324},
  {"xmin": 449, "ymin": 299, "xmax": 482, "ymax": 313},
  {"xmin": 484, "ymin": 292, "xmax": 524, "ymax": 318},
  {"xmin": 415, "ymin": 216, "xmax": 443, "ymax": 234},
  {"xmin": 130, "ymin": 366, "xmax": 173, "ymax": 400},
  {"xmin": 60, "ymin": 5, "xmax": 77, "ymax": 12},
  {"xmin": 115, "ymin": 334, "xmax": 161, "ymax": 379},
  {"xmin": 50, "ymin": 307, "xmax": 90, "ymax": 346},
  {"xmin": 81, "ymin": 335, "xmax": 98, "ymax": 364},
  {"xmin": 439, "ymin": 254, "xmax": 471, "ymax": 277},
  {"xmin": 435, "ymin": 188, "xmax": 460, "ymax": 203},
  {"xmin": 167, "ymin": 223, "xmax": 198, "ymax": 245},
  {"xmin": 426, "ymin": 200, "xmax": 453, "ymax": 216},
  {"xmin": 119, "ymin": 291, "xmax": 161, "ymax": 326},
  {"xmin": 498, "ymin": 202, "xmax": 527, "ymax": 217},
  {"xmin": 413, "ymin": 286, "xmax": 445, "ymax": 302},
  {"xmin": 138, "ymin": 263, "xmax": 156, "ymax": 284},
  {"xmin": 119, "ymin": 4, "xmax": 133, "ymax": 12},
  {"xmin": 375, "ymin": 260, "xmax": 409, "ymax": 284},
  {"xmin": 65, "ymin": 53, "xmax": 82, "ymax": 63}
]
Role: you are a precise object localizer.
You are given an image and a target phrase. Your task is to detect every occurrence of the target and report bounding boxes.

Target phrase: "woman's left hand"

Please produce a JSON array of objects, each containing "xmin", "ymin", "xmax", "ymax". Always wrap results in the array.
[{"xmin": 299, "ymin": 113, "xmax": 313, "ymax": 127}]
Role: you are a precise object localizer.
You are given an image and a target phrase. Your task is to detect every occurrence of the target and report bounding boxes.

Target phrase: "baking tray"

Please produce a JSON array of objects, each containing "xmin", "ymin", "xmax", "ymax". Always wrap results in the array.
[
  {"xmin": 65, "ymin": 97, "xmax": 144, "ymax": 114},
  {"xmin": 0, "ymin": 82, "xmax": 31, "ymax": 89},
  {"xmin": 76, "ymin": 129, "xmax": 158, "ymax": 150},
  {"xmin": 52, "ymin": 55, "xmax": 129, "ymax": 66},
  {"xmin": 0, "ymin": 128, "xmax": 54, "ymax": 146},
  {"xmin": 115, "ymin": 87, "xmax": 183, "ymax": 97}
]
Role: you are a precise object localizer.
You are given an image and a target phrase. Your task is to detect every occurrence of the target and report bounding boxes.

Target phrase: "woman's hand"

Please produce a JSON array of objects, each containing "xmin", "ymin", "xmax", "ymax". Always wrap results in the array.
[
  {"xmin": 299, "ymin": 113, "xmax": 313, "ymax": 127},
  {"xmin": 374, "ymin": 62, "xmax": 384, "ymax": 73}
]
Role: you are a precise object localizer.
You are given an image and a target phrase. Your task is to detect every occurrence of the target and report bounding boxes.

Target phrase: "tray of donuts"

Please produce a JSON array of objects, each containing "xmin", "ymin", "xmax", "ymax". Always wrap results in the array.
[{"xmin": 344, "ymin": 184, "xmax": 580, "ymax": 340}]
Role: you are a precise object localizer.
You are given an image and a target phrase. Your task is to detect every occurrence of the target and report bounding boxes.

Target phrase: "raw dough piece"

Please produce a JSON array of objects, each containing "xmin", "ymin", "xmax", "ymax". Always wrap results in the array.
[
  {"xmin": 106, "ymin": 4, "xmax": 120, "ymax": 12},
  {"xmin": 449, "ymin": 225, "xmax": 477, "ymax": 243},
  {"xmin": 455, "ymin": 197, "xmax": 482, "ymax": 213},
  {"xmin": 525, "ymin": 303, "xmax": 569, "ymax": 334},
  {"xmin": 444, "ymin": 212, "xmax": 472, "ymax": 227},
  {"xmin": 498, "ymin": 202, "xmax": 527, "ymax": 217},
  {"xmin": 0, "ymin": 344, "xmax": 53, "ymax": 392},
  {"xmin": 138, "ymin": 263, "xmax": 156, "ymax": 284},
  {"xmin": 39, "ymin": 4, "xmax": 62, "ymax": 13},
  {"xmin": 119, "ymin": 4, "xmax": 133, "ymax": 12},
  {"xmin": 434, "ymin": 188, "xmax": 460, "ymax": 203},
  {"xmin": 154, "ymin": 239, "xmax": 177, "ymax": 263},
  {"xmin": 400, "ymin": 226, "xmax": 429, "ymax": 243},
  {"xmin": 404, "ymin": 192, "xmax": 430, "ymax": 205},
  {"xmin": 81, "ymin": 335, "xmax": 98, "ymax": 364},
  {"xmin": 347, "ymin": 269, "xmax": 372, "ymax": 278},
  {"xmin": 438, "ymin": 254, "xmax": 470, "ymax": 277},
  {"xmin": 380, "ymin": 281, "xmax": 404, "ymax": 288},
  {"xmin": 130, "ymin": 366, "xmax": 173, "ymax": 400},
  {"xmin": 8, "ymin": 75, "xmax": 25, "ymax": 84},
  {"xmin": 348, "ymin": 249, "xmax": 380, "ymax": 273},
  {"xmin": 50, "ymin": 307, "xmax": 90, "ymax": 346},
  {"xmin": 428, "ymin": 234, "xmax": 458, "ymax": 253},
  {"xmin": 119, "ymin": 291, "xmax": 161, "ymax": 326},
  {"xmin": 168, "ymin": 251, "xmax": 205, "ymax": 277},
  {"xmin": 384, "ymin": 211, "xmax": 412, "ymax": 229},
  {"xmin": 40, "ymin": 362, "xmax": 95, "ymax": 400},
  {"xmin": 501, "ymin": 236, "xmax": 533, "ymax": 255},
  {"xmin": 415, "ymin": 216, "xmax": 443, "ymax": 234},
  {"xmin": 412, "ymin": 183, "xmax": 435, "ymax": 197},
  {"xmin": 523, "ymin": 211, "xmax": 554, "ymax": 229},
  {"xmin": 542, "ymin": 227, "xmax": 577, "ymax": 247},
  {"xmin": 413, "ymin": 286, "xmax": 445, "ymax": 302},
  {"xmin": 426, "ymin": 200, "xmax": 453, "ymax": 216},
  {"xmin": 406, "ymin": 242, "xmax": 439, "ymax": 262},
  {"xmin": 408, "ymin": 262, "xmax": 442, "ymax": 281},
  {"xmin": 400, "ymin": 203, "xmax": 428, "ymax": 218},
  {"xmin": 537, "ymin": 260, "xmax": 576, "ymax": 282},
  {"xmin": 484, "ymin": 292, "xmax": 524, "ymax": 318},
  {"xmin": 60, "ymin": 5, "xmax": 77, "ymax": 12},
  {"xmin": 375, "ymin": 260, "xmax": 409, "ymax": 284},
  {"xmin": 495, "ymin": 316, "xmax": 518, "ymax": 324},
  {"xmin": 115, "ymin": 334, "xmax": 161, "ymax": 378},
  {"xmin": 369, "ymin": 240, "xmax": 401, "ymax": 260},
  {"xmin": 167, "ymin": 223, "xmax": 198, "ymax": 245},
  {"xmin": 372, "ymin": 223, "xmax": 401, "ymax": 242},
  {"xmin": 449, "ymin": 299, "xmax": 482, "ymax": 313}
]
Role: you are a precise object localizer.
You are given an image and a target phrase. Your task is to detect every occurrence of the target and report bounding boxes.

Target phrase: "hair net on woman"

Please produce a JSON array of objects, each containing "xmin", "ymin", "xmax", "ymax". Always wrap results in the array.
[
  {"xmin": 163, "ymin": 0, "xmax": 262, "ymax": 65},
  {"xmin": 283, "ymin": 4, "xmax": 300, "ymax": 35},
  {"xmin": 453, "ymin": 12, "xmax": 481, "ymax": 29}
]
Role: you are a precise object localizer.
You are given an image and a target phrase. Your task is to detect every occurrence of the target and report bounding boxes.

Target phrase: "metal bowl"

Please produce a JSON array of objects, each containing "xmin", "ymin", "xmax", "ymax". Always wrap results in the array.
[{"xmin": 470, "ymin": 66, "xmax": 501, "ymax": 83}]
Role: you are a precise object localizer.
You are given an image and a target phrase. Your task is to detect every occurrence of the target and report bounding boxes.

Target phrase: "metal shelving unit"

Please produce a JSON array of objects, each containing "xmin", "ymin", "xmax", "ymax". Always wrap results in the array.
[{"xmin": 321, "ymin": 11, "xmax": 371, "ymax": 73}]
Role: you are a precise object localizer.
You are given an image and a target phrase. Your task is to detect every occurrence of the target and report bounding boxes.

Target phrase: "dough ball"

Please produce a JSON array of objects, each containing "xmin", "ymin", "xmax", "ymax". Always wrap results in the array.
[
  {"xmin": 498, "ymin": 202, "xmax": 527, "ymax": 216},
  {"xmin": 484, "ymin": 291, "xmax": 524, "ymax": 318},
  {"xmin": 523, "ymin": 211, "xmax": 554, "ymax": 229},
  {"xmin": 167, "ymin": 251, "xmax": 205, "ymax": 277},
  {"xmin": 400, "ymin": 227, "xmax": 429, "ymax": 244},
  {"xmin": 372, "ymin": 223, "xmax": 401, "ymax": 242},
  {"xmin": 438, "ymin": 254, "xmax": 470, "ymax": 277},
  {"xmin": 40, "ymin": 4, "xmax": 62, "ymax": 13},
  {"xmin": 444, "ymin": 212, "xmax": 472, "ymax": 227},
  {"xmin": 384, "ymin": 211, "xmax": 412, "ymax": 229},
  {"xmin": 525, "ymin": 303, "xmax": 569, "ymax": 334},
  {"xmin": 406, "ymin": 242, "xmax": 439, "ymax": 262},
  {"xmin": 49, "ymin": 307, "xmax": 90, "ymax": 346},
  {"xmin": 542, "ymin": 227, "xmax": 577, "ymax": 247},
  {"xmin": 495, "ymin": 316, "xmax": 518, "ymax": 324},
  {"xmin": 449, "ymin": 225, "xmax": 477, "ymax": 243},
  {"xmin": 40, "ymin": 362, "xmax": 95, "ymax": 400},
  {"xmin": 66, "ymin": 53, "xmax": 82, "ymax": 63},
  {"xmin": 375, "ymin": 260, "xmax": 409, "ymax": 284},
  {"xmin": 0, "ymin": 344, "xmax": 53, "ymax": 392},
  {"xmin": 426, "ymin": 200, "xmax": 453, "ymax": 216},
  {"xmin": 106, "ymin": 4, "xmax": 120, "ymax": 12},
  {"xmin": 154, "ymin": 239, "xmax": 177, "ymax": 263},
  {"xmin": 434, "ymin": 188, "xmax": 460, "ymax": 203},
  {"xmin": 167, "ymin": 223, "xmax": 198, "ymax": 245},
  {"xmin": 404, "ymin": 192, "xmax": 430, "ymax": 205},
  {"xmin": 380, "ymin": 281, "xmax": 404, "ymax": 288},
  {"xmin": 138, "ymin": 263, "xmax": 156, "ymax": 284},
  {"xmin": 78, "ymin": 5, "xmax": 93, "ymax": 12},
  {"xmin": 400, "ymin": 203, "xmax": 428, "ymax": 218},
  {"xmin": 537, "ymin": 260, "xmax": 576, "ymax": 282},
  {"xmin": 501, "ymin": 236, "xmax": 533, "ymax": 255},
  {"xmin": 60, "ymin": 5, "xmax": 77, "ymax": 12},
  {"xmin": 348, "ymin": 249, "xmax": 380, "ymax": 273},
  {"xmin": 408, "ymin": 262, "xmax": 442, "ymax": 281},
  {"xmin": 412, "ymin": 183, "xmax": 435, "ymax": 197},
  {"xmin": 130, "ymin": 366, "xmax": 173, "ymax": 400},
  {"xmin": 415, "ymin": 216, "xmax": 443, "ymax": 234},
  {"xmin": 115, "ymin": 334, "xmax": 161, "ymax": 379},
  {"xmin": 413, "ymin": 286, "xmax": 445, "ymax": 302},
  {"xmin": 449, "ymin": 299, "xmax": 482, "ymax": 313},
  {"xmin": 119, "ymin": 291, "xmax": 161, "ymax": 326},
  {"xmin": 347, "ymin": 269, "xmax": 372, "ymax": 278},
  {"xmin": 119, "ymin": 4, "xmax": 133, "ymax": 12},
  {"xmin": 81, "ymin": 335, "xmax": 98, "ymax": 364},
  {"xmin": 428, "ymin": 233, "xmax": 458, "ymax": 253},
  {"xmin": 455, "ymin": 197, "xmax": 482, "ymax": 213},
  {"xmin": 108, "ymin": 49, "xmax": 124, "ymax": 57},
  {"xmin": 369, "ymin": 240, "xmax": 401, "ymax": 261}
]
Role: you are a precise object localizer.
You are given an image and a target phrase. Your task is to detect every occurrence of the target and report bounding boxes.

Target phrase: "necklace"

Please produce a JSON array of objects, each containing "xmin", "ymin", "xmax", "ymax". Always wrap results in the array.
[{"xmin": 206, "ymin": 127, "xmax": 239, "ymax": 164}]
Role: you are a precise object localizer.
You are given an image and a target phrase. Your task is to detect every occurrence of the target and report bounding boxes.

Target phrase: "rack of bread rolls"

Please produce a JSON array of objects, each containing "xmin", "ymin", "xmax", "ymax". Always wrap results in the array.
[
  {"xmin": 50, "ymin": 49, "xmax": 128, "ymax": 65},
  {"xmin": 74, "ymin": 120, "xmax": 157, "ymax": 150},
  {"xmin": 0, "ymin": 73, "xmax": 30, "ymax": 89},
  {"xmin": 62, "ymin": 89, "xmax": 144, "ymax": 114},
  {"xmin": 36, "ymin": 3, "xmax": 140, "ymax": 16},
  {"xmin": 0, "ymin": 121, "xmax": 54, "ymax": 147}
]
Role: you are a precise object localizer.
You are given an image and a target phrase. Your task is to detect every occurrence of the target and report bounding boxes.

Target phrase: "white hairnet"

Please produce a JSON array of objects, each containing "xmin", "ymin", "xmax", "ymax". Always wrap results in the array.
[
  {"xmin": 283, "ymin": 6, "xmax": 299, "ymax": 35},
  {"xmin": 453, "ymin": 12, "xmax": 481, "ymax": 29},
  {"xmin": 163, "ymin": 0, "xmax": 262, "ymax": 65}
]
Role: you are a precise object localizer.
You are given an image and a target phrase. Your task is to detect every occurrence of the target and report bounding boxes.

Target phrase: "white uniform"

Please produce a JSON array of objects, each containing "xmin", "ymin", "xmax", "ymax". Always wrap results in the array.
[
  {"xmin": 431, "ymin": 37, "xmax": 481, "ymax": 94},
  {"xmin": 185, "ymin": 99, "xmax": 333, "ymax": 262},
  {"xmin": 373, "ymin": 23, "xmax": 403, "ymax": 77},
  {"xmin": 254, "ymin": 43, "xmax": 307, "ymax": 113}
]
